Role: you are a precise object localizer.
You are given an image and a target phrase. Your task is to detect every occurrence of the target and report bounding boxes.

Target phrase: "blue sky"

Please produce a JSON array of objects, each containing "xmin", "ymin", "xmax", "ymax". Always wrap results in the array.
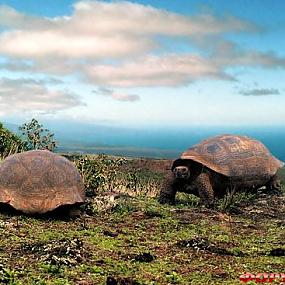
[{"xmin": 0, "ymin": 0, "xmax": 284, "ymax": 127}]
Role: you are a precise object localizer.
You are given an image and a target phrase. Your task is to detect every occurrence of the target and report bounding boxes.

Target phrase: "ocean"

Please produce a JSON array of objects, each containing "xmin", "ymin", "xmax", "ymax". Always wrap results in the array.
[{"xmin": 53, "ymin": 124, "xmax": 285, "ymax": 162}]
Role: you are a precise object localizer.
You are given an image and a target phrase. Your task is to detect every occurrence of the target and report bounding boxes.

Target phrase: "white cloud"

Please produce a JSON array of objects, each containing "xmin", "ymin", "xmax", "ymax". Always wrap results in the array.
[
  {"xmin": 0, "ymin": 30, "xmax": 154, "ymax": 59},
  {"xmin": 0, "ymin": 78, "xmax": 84, "ymax": 115},
  {"xmin": 0, "ymin": 1, "xmax": 283, "ymax": 89},
  {"xmin": 0, "ymin": 5, "xmax": 54, "ymax": 30},
  {"xmin": 94, "ymin": 87, "xmax": 140, "ymax": 102},
  {"xmin": 0, "ymin": 1, "xmax": 254, "ymax": 60},
  {"xmin": 85, "ymin": 54, "xmax": 231, "ymax": 87},
  {"xmin": 71, "ymin": 1, "xmax": 254, "ymax": 36}
]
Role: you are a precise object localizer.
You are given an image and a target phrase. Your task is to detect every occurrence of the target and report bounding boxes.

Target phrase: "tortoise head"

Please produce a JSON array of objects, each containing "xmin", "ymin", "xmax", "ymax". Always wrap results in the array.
[
  {"xmin": 173, "ymin": 165, "xmax": 190, "ymax": 179},
  {"xmin": 171, "ymin": 159, "xmax": 191, "ymax": 179}
]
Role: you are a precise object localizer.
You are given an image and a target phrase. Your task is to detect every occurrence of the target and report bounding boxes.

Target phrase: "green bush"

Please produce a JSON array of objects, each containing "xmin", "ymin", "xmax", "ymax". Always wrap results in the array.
[
  {"xmin": 74, "ymin": 154, "xmax": 164, "ymax": 197},
  {"xmin": 19, "ymin": 118, "xmax": 57, "ymax": 151},
  {"xmin": 75, "ymin": 154, "xmax": 127, "ymax": 196},
  {"xmin": 0, "ymin": 122, "xmax": 26, "ymax": 159},
  {"xmin": 124, "ymin": 168, "xmax": 163, "ymax": 196}
]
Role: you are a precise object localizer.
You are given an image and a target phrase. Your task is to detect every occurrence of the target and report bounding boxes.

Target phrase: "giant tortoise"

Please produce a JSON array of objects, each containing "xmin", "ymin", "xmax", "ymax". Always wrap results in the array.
[
  {"xmin": 0, "ymin": 150, "xmax": 85, "ymax": 214},
  {"xmin": 159, "ymin": 134, "xmax": 284, "ymax": 206}
]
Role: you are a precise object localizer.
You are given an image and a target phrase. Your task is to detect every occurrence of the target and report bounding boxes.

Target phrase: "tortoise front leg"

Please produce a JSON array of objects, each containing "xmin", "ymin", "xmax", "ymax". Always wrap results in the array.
[
  {"xmin": 158, "ymin": 173, "xmax": 182, "ymax": 204},
  {"xmin": 195, "ymin": 172, "xmax": 215, "ymax": 207},
  {"xmin": 266, "ymin": 174, "xmax": 282, "ymax": 195}
]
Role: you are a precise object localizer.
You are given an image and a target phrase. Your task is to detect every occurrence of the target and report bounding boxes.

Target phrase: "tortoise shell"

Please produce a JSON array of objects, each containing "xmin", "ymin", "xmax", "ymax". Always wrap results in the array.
[
  {"xmin": 0, "ymin": 150, "xmax": 85, "ymax": 214},
  {"xmin": 178, "ymin": 134, "xmax": 284, "ymax": 181}
]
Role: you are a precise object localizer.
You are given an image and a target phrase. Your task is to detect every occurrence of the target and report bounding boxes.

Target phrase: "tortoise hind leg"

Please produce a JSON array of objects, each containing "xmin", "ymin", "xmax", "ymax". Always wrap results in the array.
[
  {"xmin": 158, "ymin": 174, "xmax": 181, "ymax": 205},
  {"xmin": 266, "ymin": 174, "xmax": 283, "ymax": 195},
  {"xmin": 195, "ymin": 172, "xmax": 215, "ymax": 207}
]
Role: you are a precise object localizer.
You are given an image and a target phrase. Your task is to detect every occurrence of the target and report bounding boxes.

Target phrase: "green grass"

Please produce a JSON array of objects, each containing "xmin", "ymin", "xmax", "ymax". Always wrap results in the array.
[{"xmin": 0, "ymin": 191, "xmax": 284, "ymax": 285}]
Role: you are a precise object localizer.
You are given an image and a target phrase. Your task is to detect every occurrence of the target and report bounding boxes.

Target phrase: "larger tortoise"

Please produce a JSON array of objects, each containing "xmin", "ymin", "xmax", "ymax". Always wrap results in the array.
[
  {"xmin": 0, "ymin": 150, "xmax": 85, "ymax": 214},
  {"xmin": 159, "ymin": 134, "xmax": 284, "ymax": 206}
]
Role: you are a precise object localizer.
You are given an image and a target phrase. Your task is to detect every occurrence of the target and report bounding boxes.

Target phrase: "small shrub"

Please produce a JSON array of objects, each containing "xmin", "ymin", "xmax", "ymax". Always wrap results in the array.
[
  {"xmin": 75, "ymin": 155, "xmax": 127, "ymax": 196},
  {"xmin": 75, "ymin": 154, "xmax": 164, "ymax": 198},
  {"xmin": 0, "ymin": 123, "xmax": 26, "ymax": 159},
  {"xmin": 19, "ymin": 118, "xmax": 57, "ymax": 151}
]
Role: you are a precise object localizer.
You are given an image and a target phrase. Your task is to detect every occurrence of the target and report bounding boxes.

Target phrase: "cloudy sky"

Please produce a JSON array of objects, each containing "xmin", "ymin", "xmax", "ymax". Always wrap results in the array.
[{"xmin": 0, "ymin": 0, "xmax": 284, "ymax": 127}]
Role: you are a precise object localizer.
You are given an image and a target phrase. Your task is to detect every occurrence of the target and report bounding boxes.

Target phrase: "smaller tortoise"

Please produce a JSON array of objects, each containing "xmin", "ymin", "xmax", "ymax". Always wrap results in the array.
[
  {"xmin": 159, "ymin": 135, "xmax": 284, "ymax": 206},
  {"xmin": 0, "ymin": 150, "xmax": 85, "ymax": 215}
]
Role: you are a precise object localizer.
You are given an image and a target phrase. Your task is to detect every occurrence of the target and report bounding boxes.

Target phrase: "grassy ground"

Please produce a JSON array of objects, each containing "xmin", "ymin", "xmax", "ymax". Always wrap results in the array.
[
  {"xmin": 0, "ymin": 160, "xmax": 284, "ymax": 285},
  {"xmin": 0, "ymin": 193, "xmax": 284, "ymax": 284}
]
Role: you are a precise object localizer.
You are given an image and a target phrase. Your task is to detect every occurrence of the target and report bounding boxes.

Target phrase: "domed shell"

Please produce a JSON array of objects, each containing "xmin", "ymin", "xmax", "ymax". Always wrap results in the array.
[
  {"xmin": 0, "ymin": 150, "xmax": 85, "ymax": 214},
  {"xmin": 180, "ymin": 134, "xmax": 284, "ymax": 180}
]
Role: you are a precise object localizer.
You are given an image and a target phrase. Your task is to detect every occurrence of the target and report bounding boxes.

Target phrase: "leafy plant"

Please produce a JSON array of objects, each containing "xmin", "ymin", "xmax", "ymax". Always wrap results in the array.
[
  {"xmin": 123, "ymin": 168, "xmax": 163, "ymax": 197},
  {"xmin": 75, "ymin": 154, "xmax": 127, "ymax": 196},
  {"xmin": 0, "ymin": 122, "xmax": 26, "ymax": 159},
  {"xmin": 19, "ymin": 118, "xmax": 57, "ymax": 151},
  {"xmin": 74, "ymin": 154, "xmax": 164, "ymax": 198}
]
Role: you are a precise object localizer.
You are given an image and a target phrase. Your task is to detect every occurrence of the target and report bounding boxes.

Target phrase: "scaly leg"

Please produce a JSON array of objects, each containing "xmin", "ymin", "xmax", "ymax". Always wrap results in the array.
[
  {"xmin": 266, "ymin": 174, "xmax": 283, "ymax": 195},
  {"xmin": 158, "ymin": 173, "xmax": 183, "ymax": 204},
  {"xmin": 195, "ymin": 172, "xmax": 215, "ymax": 207}
]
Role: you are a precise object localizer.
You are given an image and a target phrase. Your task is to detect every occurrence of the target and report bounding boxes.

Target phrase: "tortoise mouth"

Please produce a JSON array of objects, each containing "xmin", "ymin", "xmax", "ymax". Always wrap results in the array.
[{"xmin": 173, "ymin": 166, "xmax": 190, "ymax": 179}]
